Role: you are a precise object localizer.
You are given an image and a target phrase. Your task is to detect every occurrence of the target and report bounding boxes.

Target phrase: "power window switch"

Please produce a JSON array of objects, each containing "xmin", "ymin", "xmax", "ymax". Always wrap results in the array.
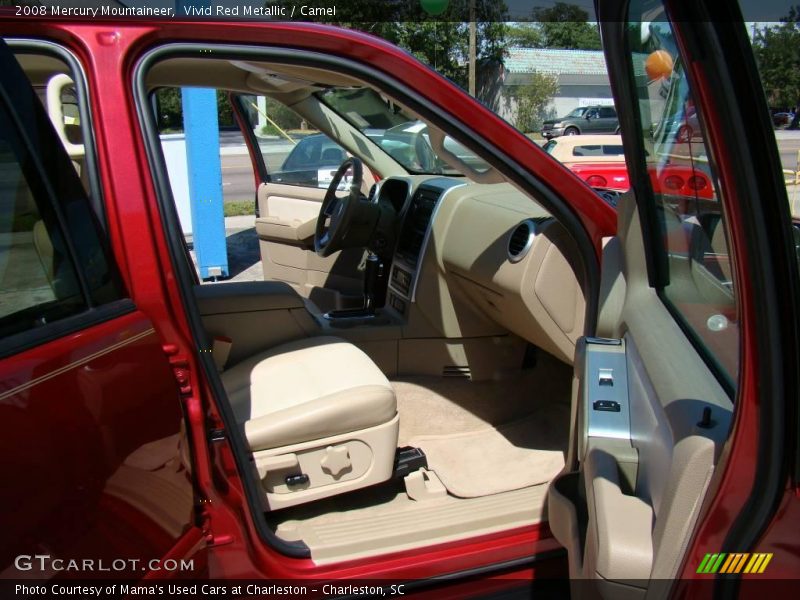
[
  {"xmin": 598, "ymin": 368, "xmax": 614, "ymax": 386},
  {"xmin": 593, "ymin": 400, "xmax": 621, "ymax": 412}
]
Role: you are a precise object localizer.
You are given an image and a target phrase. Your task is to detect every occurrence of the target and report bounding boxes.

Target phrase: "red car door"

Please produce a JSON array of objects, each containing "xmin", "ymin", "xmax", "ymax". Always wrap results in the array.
[
  {"xmin": 587, "ymin": 0, "xmax": 800, "ymax": 595},
  {"xmin": 0, "ymin": 40, "xmax": 202, "ymax": 580}
]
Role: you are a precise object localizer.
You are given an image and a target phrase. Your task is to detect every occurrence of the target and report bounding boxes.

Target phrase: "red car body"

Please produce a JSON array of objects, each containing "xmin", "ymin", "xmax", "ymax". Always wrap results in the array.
[
  {"xmin": 568, "ymin": 162, "xmax": 631, "ymax": 191},
  {"xmin": 0, "ymin": 4, "xmax": 798, "ymax": 596}
]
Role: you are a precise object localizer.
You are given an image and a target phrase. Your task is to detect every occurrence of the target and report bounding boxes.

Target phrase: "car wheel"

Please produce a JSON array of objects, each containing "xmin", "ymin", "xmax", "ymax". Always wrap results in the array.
[{"xmin": 564, "ymin": 127, "xmax": 579, "ymax": 136}]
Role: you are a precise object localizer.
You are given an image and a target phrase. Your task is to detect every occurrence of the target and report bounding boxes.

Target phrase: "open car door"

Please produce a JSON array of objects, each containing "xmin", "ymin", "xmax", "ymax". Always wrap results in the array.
[
  {"xmin": 0, "ymin": 39, "xmax": 203, "ymax": 580},
  {"xmin": 548, "ymin": 0, "xmax": 800, "ymax": 596},
  {"xmin": 229, "ymin": 94, "xmax": 372, "ymax": 314}
]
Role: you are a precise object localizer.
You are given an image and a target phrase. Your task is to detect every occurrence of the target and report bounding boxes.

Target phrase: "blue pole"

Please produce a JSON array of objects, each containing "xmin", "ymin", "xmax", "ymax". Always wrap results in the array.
[
  {"xmin": 179, "ymin": 1, "xmax": 227, "ymax": 280},
  {"xmin": 182, "ymin": 88, "xmax": 228, "ymax": 279}
]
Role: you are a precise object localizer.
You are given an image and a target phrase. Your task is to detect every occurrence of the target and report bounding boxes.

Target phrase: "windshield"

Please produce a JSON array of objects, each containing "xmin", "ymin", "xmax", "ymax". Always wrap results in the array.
[
  {"xmin": 566, "ymin": 107, "xmax": 588, "ymax": 118},
  {"xmin": 317, "ymin": 88, "xmax": 489, "ymax": 175}
]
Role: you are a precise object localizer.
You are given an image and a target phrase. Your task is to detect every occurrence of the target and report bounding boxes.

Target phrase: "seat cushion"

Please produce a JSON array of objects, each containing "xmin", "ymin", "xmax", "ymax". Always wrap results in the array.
[{"xmin": 222, "ymin": 336, "xmax": 396, "ymax": 451}]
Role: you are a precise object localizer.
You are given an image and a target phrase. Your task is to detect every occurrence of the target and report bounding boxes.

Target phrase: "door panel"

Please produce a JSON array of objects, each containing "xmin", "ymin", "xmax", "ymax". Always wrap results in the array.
[
  {"xmin": 256, "ymin": 182, "xmax": 366, "ymax": 312},
  {"xmin": 0, "ymin": 39, "xmax": 199, "ymax": 578},
  {"xmin": 0, "ymin": 312, "xmax": 196, "ymax": 576},
  {"xmin": 550, "ymin": 193, "xmax": 733, "ymax": 596},
  {"xmin": 549, "ymin": 1, "xmax": 743, "ymax": 595}
]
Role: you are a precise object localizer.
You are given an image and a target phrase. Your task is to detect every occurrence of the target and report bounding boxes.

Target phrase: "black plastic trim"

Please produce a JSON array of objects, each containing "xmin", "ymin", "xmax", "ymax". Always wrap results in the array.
[
  {"xmin": 0, "ymin": 299, "xmax": 136, "ymax": 359},
  {"xmin": 132, "ymin": 41, "xmax": 603, "ymax": 562}
]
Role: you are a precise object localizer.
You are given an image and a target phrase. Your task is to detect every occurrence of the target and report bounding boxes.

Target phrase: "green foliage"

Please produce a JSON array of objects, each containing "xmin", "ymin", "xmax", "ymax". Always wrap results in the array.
[
  {"xmin": 155, "ymin": 88, "xmax": 182, "ymax": 132},
  {"xmin": 753, "ymin": 8, "xmax": 800, "ymax": 111},
  {"xmin": 337, "ymin": 1, "xmax": 511, "ymax": 90},
  {"xmin": 507, "ymin": 71, "xmax": 559, "ymax": 133},
  {"xmin": 224, "ymin": 200, "xmax": 255, "ymax": 217},
  {"xmin": 531, "ymin": 2, "xmax": 602, "ymax": 50},
  {"xmin": 506, "ymin": 23, "xmax": 543, "ymax": 48}
]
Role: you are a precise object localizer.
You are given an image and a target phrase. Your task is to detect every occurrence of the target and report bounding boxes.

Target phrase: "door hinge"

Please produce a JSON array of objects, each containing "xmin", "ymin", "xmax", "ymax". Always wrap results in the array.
[
  {"xmin": 197, "ymin": 499, "xmax": 234, "ymax": 547},
  {"xmin": 163, "ymin": 344, "xmax": 193, "ymax": 395}
]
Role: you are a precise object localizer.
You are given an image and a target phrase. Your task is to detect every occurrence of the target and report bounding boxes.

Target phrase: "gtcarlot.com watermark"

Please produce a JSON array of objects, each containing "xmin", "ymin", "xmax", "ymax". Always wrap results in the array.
[{"xmin": 14, "ymin": 554, "xmax": 194, "ymax": 573}]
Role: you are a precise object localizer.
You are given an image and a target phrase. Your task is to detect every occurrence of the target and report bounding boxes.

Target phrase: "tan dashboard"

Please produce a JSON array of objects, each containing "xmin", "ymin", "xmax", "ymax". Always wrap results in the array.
[{"xmin": 422, "ymin": 182, "xmax": 587, "ymax": 364}]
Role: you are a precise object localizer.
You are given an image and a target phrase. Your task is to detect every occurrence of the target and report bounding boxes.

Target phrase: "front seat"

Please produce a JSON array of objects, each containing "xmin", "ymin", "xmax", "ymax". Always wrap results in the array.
[{"xmin": 221, "ymin": 336, "xmax": 398, "ymax": 510}]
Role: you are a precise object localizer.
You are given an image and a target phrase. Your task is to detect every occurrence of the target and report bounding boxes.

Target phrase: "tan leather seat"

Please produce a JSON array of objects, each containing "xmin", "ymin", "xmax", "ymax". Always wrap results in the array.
[{"xmin": 221, "ymin": 336, "xmax": 399, "ymax": 509}]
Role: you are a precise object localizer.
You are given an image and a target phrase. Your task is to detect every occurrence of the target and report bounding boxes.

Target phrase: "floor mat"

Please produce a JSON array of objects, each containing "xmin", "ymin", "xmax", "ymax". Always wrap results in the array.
[
  {"xmin": 392, "ymin": 352, "xmax": 573, "ymax": 446},
  {"xmin": 410, "ymin": 410, "xmax": 568, "ymax": 498}
]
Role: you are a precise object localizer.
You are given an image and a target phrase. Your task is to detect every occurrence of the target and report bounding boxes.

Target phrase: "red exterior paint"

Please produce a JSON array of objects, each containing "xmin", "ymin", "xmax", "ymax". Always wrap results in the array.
[
  {"xmin": 0, "ymin": 311, "xmax": 197, "ymax": 576},
  {"xmin": 667, "ymin": 18, "xmax": 800, "ymax": 586},
  {"xmin": 0, "ymin": 15, "xmax": 599, "ymax": 581},
  {"xmin": 568, "ymin": 162, "xmax": 631, "ymax": 191}
]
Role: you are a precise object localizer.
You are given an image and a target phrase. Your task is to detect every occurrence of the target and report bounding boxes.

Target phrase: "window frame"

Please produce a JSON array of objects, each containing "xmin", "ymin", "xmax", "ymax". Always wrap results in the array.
[
  {"xmin": 0, "ymin": 39, "xmax": 132, "ymax": 359},
  {"xmin": 619, "ymin": 5, "xmax": 738, "ymax": 396}
]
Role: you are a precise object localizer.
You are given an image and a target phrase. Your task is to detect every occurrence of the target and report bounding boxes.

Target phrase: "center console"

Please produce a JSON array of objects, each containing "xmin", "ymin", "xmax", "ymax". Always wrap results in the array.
[{"xmin": 387, "ymin": 179, "xmax": 464, "ymax": 316}]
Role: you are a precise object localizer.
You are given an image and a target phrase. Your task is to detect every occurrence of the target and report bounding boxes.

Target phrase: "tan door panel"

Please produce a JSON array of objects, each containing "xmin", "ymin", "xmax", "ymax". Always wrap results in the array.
[
  {"xmin": 548, "ymin": 193, "xmax": 733, "ymax": 597},
  {"xmin": 256, "ymin": 182, "xmax": 365, "ymax": 312}
]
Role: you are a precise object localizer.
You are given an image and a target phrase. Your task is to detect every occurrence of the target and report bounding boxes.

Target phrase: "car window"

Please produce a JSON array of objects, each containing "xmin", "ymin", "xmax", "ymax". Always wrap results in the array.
[
  {"xmin": 273, "ymin": 134, "xmax": 348, "ymax": 189},
  {"xmin": 282, "ymin": 137, "xmax": 320, "ymax": 171},
  {"xmin": 572, "ymin": 144, "xmax": 625, "ymax": 157},
  {"xmin": 587, "ymin": 109, "xmax": 599, "ymax": 118},
  {"xmin": 566, "ymin": 108, "xmax": 587, "ymax": 118},
  {"xmin": 0, "ymin": 130, "xmax": 85, "ymax": 335},
  {"xmin": 0, "ymin": 43, "xmax": 127, "ymax": 350},
  {"xmin": 600, "ymin": 107, "xmax": 617, "ymax": 118},
  {"xmin": 627, "ymin": 0, "xmax": 738, "ymax": 391},
  {"xmin": 543, "ymin": 140, "xmax": 557, "ymax": 154}
]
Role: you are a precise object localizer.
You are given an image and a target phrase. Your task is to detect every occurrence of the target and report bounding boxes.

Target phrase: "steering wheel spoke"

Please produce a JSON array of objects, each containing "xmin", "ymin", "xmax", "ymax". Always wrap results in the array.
[{"xmin": 314, "ymin": 157, "xmax": 364, "ymax": 257}]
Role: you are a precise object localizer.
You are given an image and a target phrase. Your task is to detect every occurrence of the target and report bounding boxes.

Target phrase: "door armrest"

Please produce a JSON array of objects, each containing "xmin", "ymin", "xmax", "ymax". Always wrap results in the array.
[
  {"xmin": 194, "ymin": 281, "xmax": 305, "ymax": 315},
  {"xmin": 256, "ymin": 215, "xmax": 316, "ymax": 244},
  {"xmin": 584, "ymin": 447, "xmax": 653, "ymax": 582}
]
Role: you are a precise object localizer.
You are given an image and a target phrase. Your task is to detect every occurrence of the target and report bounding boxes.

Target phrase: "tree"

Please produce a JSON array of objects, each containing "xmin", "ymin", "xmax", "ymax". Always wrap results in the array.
[
  {"xmin": 753, "ymin": 8, "xmax": 800, "ymax": 120},
  {"xmin": 507, "ymin": 71, "xmax": 559, "ymax": 133},
  {"xmin": 324, "ymin": 0, "xmax": 510, "ymax": 90},
  {"xmin": 531, "ymin": 2, "xmax": 602, "ymax": 50},
  {"xmin": 506, "ymin": 23, "xmax": 543, "ymax": 48}
]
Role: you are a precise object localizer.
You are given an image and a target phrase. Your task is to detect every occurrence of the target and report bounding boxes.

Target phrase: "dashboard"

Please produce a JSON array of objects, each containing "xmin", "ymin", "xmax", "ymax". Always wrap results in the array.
[{"xmin": 376, "ymin": 176, "xmax": 587, "ymax": 365}]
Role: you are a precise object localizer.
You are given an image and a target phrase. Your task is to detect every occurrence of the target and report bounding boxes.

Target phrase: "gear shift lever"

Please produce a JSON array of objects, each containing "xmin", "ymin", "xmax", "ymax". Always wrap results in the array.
[
  {"xmin": 323, "ymin": 252, "xmax": 384, "ymax": 320},
  {"xmin": 363, "ymin": 253, "xmax": 381, "ymax": 314}
]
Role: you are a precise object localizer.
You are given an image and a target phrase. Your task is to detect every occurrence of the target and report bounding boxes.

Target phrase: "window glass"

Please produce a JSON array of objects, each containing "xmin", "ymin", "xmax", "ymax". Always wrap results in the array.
[
  {"xmin": 627, "ymin": 0, "xmax": 739, "ymax": 389},
  {"xmin": 572, "ymin": 144, "xmax": 625, "ymax": 157},
  {"xmin": 600, "ymin": 107, "xmax": 617, "ymax": 118},
  {"xmin": 744, "ymin": 12, "xmax": 800, "ymax": 274},
  {"xmin": 0, "ymin": 102, "xmax": 85, "ymax": 338}
]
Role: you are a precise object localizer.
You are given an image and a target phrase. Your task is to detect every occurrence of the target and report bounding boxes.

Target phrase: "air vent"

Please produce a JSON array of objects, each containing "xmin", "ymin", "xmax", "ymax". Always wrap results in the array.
[{"xmin": 507, "ymin": 220, "xmax": 536, "ymax": 262}]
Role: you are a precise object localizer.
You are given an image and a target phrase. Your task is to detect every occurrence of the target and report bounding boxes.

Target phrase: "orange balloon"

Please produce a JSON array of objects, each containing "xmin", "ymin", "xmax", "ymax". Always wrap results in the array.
[{"xmin": 645, "ymin": 50, "xmax": 674, "ymax": 81}]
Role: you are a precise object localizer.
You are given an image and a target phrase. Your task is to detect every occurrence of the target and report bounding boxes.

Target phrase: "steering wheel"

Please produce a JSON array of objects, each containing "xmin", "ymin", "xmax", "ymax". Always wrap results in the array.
[{"xmin": 315, "ymin": 157, "xmax": 363, "ymax": 257}]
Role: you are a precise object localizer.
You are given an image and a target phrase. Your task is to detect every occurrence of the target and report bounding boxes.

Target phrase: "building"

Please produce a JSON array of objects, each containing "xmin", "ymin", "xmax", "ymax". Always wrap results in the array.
[{"xmin": 499, "ymin": 47, "xmax": 614, "ymax": 123}]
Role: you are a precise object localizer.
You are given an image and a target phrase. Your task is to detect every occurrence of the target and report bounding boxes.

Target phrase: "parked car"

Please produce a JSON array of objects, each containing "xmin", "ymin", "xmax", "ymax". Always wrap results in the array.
[
  {"xmin": 541, "ymin": 105, "xmax": 619, "ymax": 138},
  {"xmin": 543, "ymin": 134, "xmax": 631, "ymax": 190},
  {"xmin": 1, "ymin": 2, "xmax": 798, "ymax": 596},
  {"xmin": 773, "ymin": 112, "xmax": 796, "ymax": 129},
  {"xmin": 544, "ymin": 135, "xmax": 712, "ymax": 197},
  {"xmin": 271, "ymin": 133, "xmax": 348, "ymax": 188}
]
